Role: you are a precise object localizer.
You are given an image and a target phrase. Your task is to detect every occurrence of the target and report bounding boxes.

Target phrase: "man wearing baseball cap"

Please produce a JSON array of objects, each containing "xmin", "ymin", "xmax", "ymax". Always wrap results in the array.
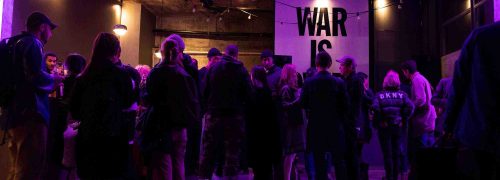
[
  {"xmin": 1, "ymin": 12, "xmax": 56, "ymax": 179},
  {"xmin": 337, "ymin": 55, "xmax": 365, "ymax": 180}
]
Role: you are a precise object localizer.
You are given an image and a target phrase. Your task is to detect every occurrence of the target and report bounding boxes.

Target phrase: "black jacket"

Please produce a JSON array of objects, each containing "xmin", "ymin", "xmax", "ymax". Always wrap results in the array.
[
  {"xmin": 145, "ymin": 62, "xmax": 199, "ymax": 130},
  {"xmin": 266, "ymin": 65, "xmax": 282, "ymax": 97},
  {"xmin": 301, "ymin": 71, "xmax": 350, "ymax": 152},
  {"xmin": 342, "ymin": 73, "xmax": 365, "ymax": 130},
  {"xmin": 246, "ymin": 87, "xmax": 281, "ymax": 164},
  {"xmin": 359, "ymin": 89, "xmax": 374, "ymax": 142},
  {"xmin": 445, "ymin": 22, "xmax": 500, "ymax": 153},
  {"xmin": 372, "ymin": 89, "xmax": 414, "ymax": 128},
  {"xmin": 203, "ymin": 55, "xmax": 252, "ymax": 114},
  {"xmin": 70, "ymin": 60, "xmax": 134, "ymax": 139}
]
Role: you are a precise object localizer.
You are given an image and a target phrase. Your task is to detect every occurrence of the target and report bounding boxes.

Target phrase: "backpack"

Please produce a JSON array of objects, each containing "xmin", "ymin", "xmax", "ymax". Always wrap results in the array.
[{"xmin": 0, "ymin": 34, "xmax": 28, "ymax": 144}]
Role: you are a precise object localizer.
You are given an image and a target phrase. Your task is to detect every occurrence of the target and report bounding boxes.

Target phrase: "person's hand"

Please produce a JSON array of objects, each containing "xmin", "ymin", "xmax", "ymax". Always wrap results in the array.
[{"xmin": 354, "ymin": 127, "xmax": 361, "ymax": 138}]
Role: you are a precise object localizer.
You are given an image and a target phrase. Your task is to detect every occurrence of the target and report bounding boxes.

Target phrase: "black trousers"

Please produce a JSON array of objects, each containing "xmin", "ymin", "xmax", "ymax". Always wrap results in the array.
[
  {"xmin": 345, "ymin": 135, "xmax": 360, "ymax": 180},
  {"xmin": 378, "ymin": 126, "xmax": 403, "ymax": 180},
  {"xmin": 312, "ymin": 151, "xmax": 347, "ymax": 180}
]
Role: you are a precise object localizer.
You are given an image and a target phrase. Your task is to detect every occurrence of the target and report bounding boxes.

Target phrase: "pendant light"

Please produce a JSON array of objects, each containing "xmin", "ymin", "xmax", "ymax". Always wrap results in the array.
[{"xmin": 113, "ymin": 0, "xmax": 127, "ymax": 36}]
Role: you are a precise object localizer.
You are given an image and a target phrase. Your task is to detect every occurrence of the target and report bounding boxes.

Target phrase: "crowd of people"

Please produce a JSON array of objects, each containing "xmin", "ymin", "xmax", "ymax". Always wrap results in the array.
[{"xmin": 1, "ymin": 12, "xmax": 499, "ymax": 180}]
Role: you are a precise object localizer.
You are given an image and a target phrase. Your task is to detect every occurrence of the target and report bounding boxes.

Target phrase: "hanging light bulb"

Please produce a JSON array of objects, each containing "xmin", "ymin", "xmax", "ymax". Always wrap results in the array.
[
  {"xmin": 206, "ymin": 17, "xmax": 210, "ymax": 22},
  {"xmin": 356, "ymin": 12, "xmax": 360, "ymax": 20},
  {"xmin": 219, "ymin": 17, "xmax": 223, "ymax": 22},
  {"xmin": 192, "ymin": 6, "xmax": 196, "ymax": 13},
  {"xmin": 155, "ymin": 50, "xmax": 162, "ymax": 59},
  {"xmin": 248, "ymin": 15, "xmax": 251, "ymax": 20},
  {"xmin": 113, "ymin": 0, "xmax": 127, "ymax": 36},
  {"xmin": 113, "ymin": 24, "xmax": 127, "ymax": 36}
]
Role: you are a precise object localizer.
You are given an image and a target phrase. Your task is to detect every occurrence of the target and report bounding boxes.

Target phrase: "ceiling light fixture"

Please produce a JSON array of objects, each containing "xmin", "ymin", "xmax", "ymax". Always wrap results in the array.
[{"xmin": 113, "ymin": 0, "xmax": 127, "ymax": 36}]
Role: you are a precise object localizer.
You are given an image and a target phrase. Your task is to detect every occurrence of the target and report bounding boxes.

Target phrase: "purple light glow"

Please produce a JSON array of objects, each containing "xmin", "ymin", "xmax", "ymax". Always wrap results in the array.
[
  {"xmin": 495, "ymin": 0, "xmax": 500, "ymax": 22},
  {"xmin": 1, "ymin": 0, "xmax": 14, "ymax": 39}
]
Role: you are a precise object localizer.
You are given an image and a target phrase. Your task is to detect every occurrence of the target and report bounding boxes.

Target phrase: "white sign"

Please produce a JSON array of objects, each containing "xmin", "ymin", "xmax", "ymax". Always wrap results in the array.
[{"xmin": 275, "ymin": 0, "xmax": 369, "ymax": 74}]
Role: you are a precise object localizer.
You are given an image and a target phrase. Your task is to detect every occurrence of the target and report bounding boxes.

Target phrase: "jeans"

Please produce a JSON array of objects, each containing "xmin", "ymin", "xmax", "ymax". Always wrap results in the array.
[
  {"xmin": 149, "ymin": 128, "xmax": 187, "ymax": 180},
  {"xmin": 378, "ymin": 126, "xmax": 403, "ymax": 180}
]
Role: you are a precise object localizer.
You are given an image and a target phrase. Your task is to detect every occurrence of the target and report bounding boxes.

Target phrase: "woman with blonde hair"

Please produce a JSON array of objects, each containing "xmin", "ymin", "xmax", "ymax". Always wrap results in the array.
[
  {"xmin": 372, "ymin": 70, "xmax": 414, "ymax": 180},
  {"xmin": 278, "ymin": 64, "xmax": 306, "ymax": 180}
]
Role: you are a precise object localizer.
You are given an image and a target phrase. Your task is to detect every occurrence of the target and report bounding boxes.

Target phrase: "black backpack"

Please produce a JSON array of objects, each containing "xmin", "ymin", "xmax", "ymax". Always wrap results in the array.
[{"xmin": 0, "ymin": 34, "xmax": 28, "ymax": 144}]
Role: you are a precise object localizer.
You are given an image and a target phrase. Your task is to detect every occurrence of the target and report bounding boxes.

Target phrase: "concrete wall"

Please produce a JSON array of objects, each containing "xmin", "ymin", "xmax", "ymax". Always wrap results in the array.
[
  {"xmin": 6, "ymin": 0, "xmax": 155, "ymax": 67},
  {"xmin": 120, "ymin": 1, "xmax": 141, "ymax": 66},
  {"xmin": 139, "ymin": 5, "xmax": 156, "ymax": 66},
  {"xmin": 10, "ymin": 0, "xmax": 118, "ymax": 61},
  {"xmin": 155, "ymin": 11, "xmax": 274, "ymax": 70}
]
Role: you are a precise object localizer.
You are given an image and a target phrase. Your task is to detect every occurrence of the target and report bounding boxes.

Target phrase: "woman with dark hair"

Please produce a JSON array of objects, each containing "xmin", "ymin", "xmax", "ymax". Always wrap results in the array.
[
  {"xmin": 63, "ymin": 53, "xmax": 86, "ymax": 99},
  {"xmin": 69, "ymin": 32, "xmax": 135, "ymax": 179},
  {"xmin": 247, "ymin": 66, "xmax": 281, "ymax": 180},
  {"xmin": 48, "ymin": 54, "xmax": 85, "ymax": 179},
  {"xmin": 355, "ymin": 72, "xmax": 375, "ymax": 179}
]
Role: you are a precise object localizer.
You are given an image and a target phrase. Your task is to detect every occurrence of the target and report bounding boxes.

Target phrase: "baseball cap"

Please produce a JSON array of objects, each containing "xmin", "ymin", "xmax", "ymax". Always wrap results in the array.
[
  {"xmin": 207, "ymin": 48, "xmax": 222, "ymax": 58},
  {"xmin": 260, "ymin": 49, "xmax": 273, "ymax": 59},
  {"xmin": 336, "ymin": 55, "xmax": 357, "ymax": 67},
  {"xmin": 27, "ymin": 12, "xmax": 57, "ymax": 30}
]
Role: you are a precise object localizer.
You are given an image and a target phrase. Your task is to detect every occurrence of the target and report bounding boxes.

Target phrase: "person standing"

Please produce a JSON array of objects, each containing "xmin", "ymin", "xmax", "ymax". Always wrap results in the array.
[
  {"xmin": 60, "ymin": 53, "xmax": 86, "ymax": 180},
  {"xmin": 43, "ymin": 51, "xmax": 67, "ymax": 179},
  {"xmin": 431, "ymin": 77, "xmax": 452, "ymax": 136},
  {"xmin": 372, "ymin": 70, "xmax": 414, "ymax": 180},
  {"xmin": 247, "ymin": 66, "xmax": 281, "ymax": 180},
  {"xmin": 199, "ymin": 48, "xmax": 222, "ymax": 112},
  {"xmin": 261, "ymin": 50, "xmax": 282, "ymax": 97},
  {"xmin": 445, "ymin": 22, "xmax": 500, "ymax": 179},
  {"xmin": 0, "ymin": 12, "xmax": 56, "ymax": 180},
  {"xmin": 337, "ymin": 56, "xmax": 364, "ymax": 180},
  {"xmin": 356, "ymin": 72, "xmax": 374, "ymax": 180},
  {"xmin": 199, "ymin": 45, "xmax": 252, "ymax": 180},
  {"xmin": 279, "ymin": 64, "xmax": 306, "ymax": 180},
  {"xmin": 260, "ymin": 50, "xmax": 285, "ymax": 179},
  {"xmin": 69, "ymin": 32, "xmax": 135, "ymax": 179},
  {"xmin": 400, "ymin": 60, "xmax": 436, "ymax": 177},
  {"xmin": 165, "ymin": 34, "xmax": 202, "ymax": 179},
  {"xmin": 140, "ymin": 39, "xmax": 199, "ymax": 180},
  {"xmin": 301, "ymin": 51, "xmax": 349, "ymax": 180}
]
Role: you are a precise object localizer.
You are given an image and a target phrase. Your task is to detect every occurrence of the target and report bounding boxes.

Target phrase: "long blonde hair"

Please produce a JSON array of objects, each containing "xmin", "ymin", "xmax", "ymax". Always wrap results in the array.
[{"xmin": 279, "ymin": 64, "xmax": 298, "ymax": 89}]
